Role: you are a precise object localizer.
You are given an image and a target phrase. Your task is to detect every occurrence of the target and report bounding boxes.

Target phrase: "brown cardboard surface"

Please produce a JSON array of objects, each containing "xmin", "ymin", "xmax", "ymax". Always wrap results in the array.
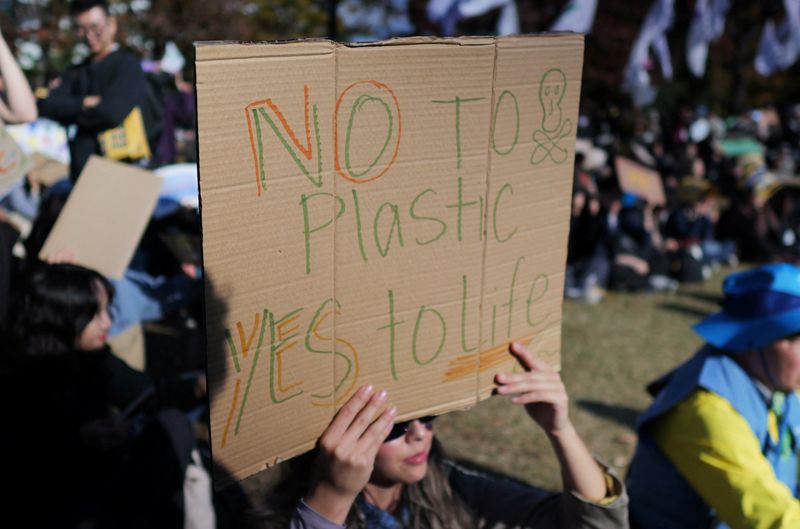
[
  {"xmin": 615, "ymin": 156, "xmax": 666, "ymax": 206},
  {"xmin": 39, "ymin": 156, "xmax": 162, "ymax": 278},
  {"xmin": 195, "ymin": 34, "xmax": 584, "ymax": 482},
  {"xmin": 28, "ymin": 152, "xmax": 69, "ymax": 186},
  {"xmin": 0, "ymin": 122, "xmax": 32, "ymax": 196}
]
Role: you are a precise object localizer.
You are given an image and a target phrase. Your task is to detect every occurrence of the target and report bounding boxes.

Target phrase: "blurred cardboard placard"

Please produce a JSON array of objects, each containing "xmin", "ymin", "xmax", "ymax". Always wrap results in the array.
[
  {"xmin": 28, "ymin": 152, "xmax": 69, "ymax": 186},
  {"xmin": 615, "ymin": 156, "xmax": 665, "ymax": 205},
  {"xmin": 39, "ymin": 156, "xmax": 162, "ymax": 278},
  {"xmin": 0, "ymin": 122, "xmax": 31, "ymax": 197},
  {"xmin": 196, "ymin": 35, "xmax": 584, "ymax": 481}
]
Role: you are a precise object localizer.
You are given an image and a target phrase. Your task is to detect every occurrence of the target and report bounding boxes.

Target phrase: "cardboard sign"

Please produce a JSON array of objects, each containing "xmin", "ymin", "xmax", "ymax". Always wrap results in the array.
[
  {"xmin": 28, "ymin": 152, "xmax": 69, "ymax": 186},
  {"xmin": 196, "ymin": 35, "xmax": 584, "ymax": 481},
  {"xmin": 39, "ymin": 156, "xmax": 162, "ymax": 278},
  {"xmin": 615, "ymin": 156, "xmax": 665, "ymax": 205},
  {"xmin": 0, "ymin": 122, "xmax": 32, "ymax": 197}
]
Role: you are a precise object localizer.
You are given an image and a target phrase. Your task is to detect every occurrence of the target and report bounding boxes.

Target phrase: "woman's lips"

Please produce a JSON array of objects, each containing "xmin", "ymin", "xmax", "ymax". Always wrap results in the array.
[{"xmin": 404, "ymin": 451, "xmax": 428, "ymax": 465}]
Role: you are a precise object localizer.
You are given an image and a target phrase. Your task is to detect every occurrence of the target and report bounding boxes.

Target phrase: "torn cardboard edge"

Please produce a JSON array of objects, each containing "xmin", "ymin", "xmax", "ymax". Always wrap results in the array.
[{"xmin": 194, "ymin": 32, "xmax": 579, "ymax": 59}]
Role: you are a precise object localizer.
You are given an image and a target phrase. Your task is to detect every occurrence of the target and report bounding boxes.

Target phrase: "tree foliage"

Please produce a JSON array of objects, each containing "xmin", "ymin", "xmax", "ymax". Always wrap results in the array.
[{"xmin": 1, "ymin": 0, "xmax": 798, "ymax": 112}]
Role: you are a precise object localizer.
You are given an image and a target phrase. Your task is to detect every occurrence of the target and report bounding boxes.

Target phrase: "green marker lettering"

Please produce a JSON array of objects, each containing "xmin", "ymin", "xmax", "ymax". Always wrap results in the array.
[
  {"xmin": 445, "ymin": 176, "xmax": 479, "ymax": 242},
  {"xmin": 409, "ymin": 188, "xmax": 447, "ymax": 246},
  {"xmin": 377, "ymin": 290, "xmax": 405, "ymax": 380},
  {"xmin": 431, "ymin": 96, "xmax": 485, "ymax": 169},
  {"xmin": 374, "ymin": 201, "xmax": 404, "ymax": 257},
  {"xmin": 491, "ymin": 90, "xmax": 519, "ymax": 155},
  {"xmin": 412, "ymin": 306, "xmax": 447, "ymax": 365},
  {"xmin": 493, "ymin": 183, "xmax": 518, "ymax": 243},
  {"xmin": 300, "ymin": 192, "xmax": 346, "ymax": 275}
]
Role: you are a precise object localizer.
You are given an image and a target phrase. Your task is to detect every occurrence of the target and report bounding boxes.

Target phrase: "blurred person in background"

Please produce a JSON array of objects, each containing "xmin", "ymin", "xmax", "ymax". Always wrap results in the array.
[{"xmin": 37, "ymin": 0, "xmax": 150, "ymax": 181}]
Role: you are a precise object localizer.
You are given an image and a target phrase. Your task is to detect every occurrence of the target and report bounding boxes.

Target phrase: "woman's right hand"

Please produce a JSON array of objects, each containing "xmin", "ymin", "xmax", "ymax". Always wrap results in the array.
[{"xmin": 304, "ymin": 384, "xmax": 396, "ymax": 524}]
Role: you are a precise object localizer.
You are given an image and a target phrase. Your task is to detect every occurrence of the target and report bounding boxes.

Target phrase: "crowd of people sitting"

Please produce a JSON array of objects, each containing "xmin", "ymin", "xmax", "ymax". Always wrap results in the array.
[
  {"xmin": 565, "ymin": 103, "xmax": 800, "ymax": 304},
  {"xmin": 3, "ymin": 2, "xmax": 800, "ymax": 529}
]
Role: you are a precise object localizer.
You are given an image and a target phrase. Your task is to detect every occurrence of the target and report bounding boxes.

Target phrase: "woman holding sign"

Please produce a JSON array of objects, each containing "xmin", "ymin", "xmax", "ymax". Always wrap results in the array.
[{"xmin": 255, "ymin": 342, "xmax": 628, "ymax": 529}]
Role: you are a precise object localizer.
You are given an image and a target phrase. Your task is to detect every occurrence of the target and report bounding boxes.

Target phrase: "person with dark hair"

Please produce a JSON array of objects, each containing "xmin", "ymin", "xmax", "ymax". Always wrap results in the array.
[
  {"xmin": 628, "ymin": 263, "xmax": 800, "ymax": 528},
  {"xmin": 22, "ymin": 188, "xmax": 202, "ymax": 371},
  {"xmin": 13, "ymin": 261, "xmax": 114, "ymax": 355},
  {"xmin": 3, "ymin": 262, "xmax": 214, "ymax": 528},
  {"xmin": 252, "ymin": 342, "xmax": 629, "ymax": 529},
  {"xmin": 37, "ymin": 0, "xmax": 149, "ymax": 180}
]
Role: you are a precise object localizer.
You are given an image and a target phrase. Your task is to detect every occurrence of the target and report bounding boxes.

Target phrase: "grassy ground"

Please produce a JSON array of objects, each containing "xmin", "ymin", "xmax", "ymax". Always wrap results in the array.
[
  {"xmin": 433, "ymin": 267, "xmax": 728, "ymax": 491},
  {"xmin": 230, "ymin": 266, "xmax": 734, "ymax": 512}
]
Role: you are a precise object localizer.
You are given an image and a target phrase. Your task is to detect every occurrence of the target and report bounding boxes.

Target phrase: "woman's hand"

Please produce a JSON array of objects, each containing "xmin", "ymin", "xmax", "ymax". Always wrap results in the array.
[
  {"xmin": 495, "ymin": 341, "xmax": 570, "ymax": 435},
  {"xmin": 496, "ymin": 341, "xmax": 608, "ymax": 501},
  {"xmin": 305, "ymin": 384, "xmax": 397, "ymax": 524}
]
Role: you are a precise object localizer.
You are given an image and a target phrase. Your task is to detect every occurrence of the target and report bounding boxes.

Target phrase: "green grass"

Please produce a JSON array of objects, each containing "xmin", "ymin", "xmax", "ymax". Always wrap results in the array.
[{"xmin": 434, "ymin": 268, "xmax": 729, "ymax": 491}]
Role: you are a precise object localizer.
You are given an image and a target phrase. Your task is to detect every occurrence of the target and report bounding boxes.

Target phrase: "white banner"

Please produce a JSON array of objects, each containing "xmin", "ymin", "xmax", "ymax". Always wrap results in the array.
[
  {"xmin": 550, "ymin": 0, "xmax": 598, "ymax": 34},
  {"xmin": 755, "ymin": 0, "xmax": 800, "ymax": 75},
  {"xmin": 686, "ymin": 0, "xmax": 730, "ymax": 77},
  {"xmin": 623, "ymin": 0, "xmax": 675, "ymax": 107},
  {"xmin": 427, "ymin": 0, "xmax": 519, "ymax": 36}
]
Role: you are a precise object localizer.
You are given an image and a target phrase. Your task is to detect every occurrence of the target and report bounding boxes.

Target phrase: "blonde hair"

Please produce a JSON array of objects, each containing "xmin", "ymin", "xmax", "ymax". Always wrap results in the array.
[{"xmin": 250, "ymin": 439, "xmax": 475, "ymax": 529}]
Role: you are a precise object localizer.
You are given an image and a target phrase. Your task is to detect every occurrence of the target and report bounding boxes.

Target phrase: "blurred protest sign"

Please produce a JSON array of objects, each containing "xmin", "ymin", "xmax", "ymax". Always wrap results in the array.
[
  {"xmin": 0, "ymin": 122, "xmax": 31, "ymax": 197},
  {"xmin": 719, "ymin": 137, "xmax": 764, "ymax": 157},
  {"xmin": 5, "ymin": 118, "xmax": 70, "ymax": 163},
  {"xmin": 39, "ymin": 156, "xmax": 162, "ymax": 278},
  {"xmin": 28, "ymin": 153, "xmax": 69, "ymax": 186},
  {"xmin": 196, "ymin": 35, "xmax": 584, "ymax": 481},
  {"xmin": 615, "ymin": 156, "xmax": 665, "ymax": 205}
]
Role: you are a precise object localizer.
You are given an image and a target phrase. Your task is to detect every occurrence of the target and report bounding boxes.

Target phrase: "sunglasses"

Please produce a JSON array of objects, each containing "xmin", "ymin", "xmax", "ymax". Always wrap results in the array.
[{"xmin": 385, "ymin": 415, "xmax": 436, "ymax": 442}]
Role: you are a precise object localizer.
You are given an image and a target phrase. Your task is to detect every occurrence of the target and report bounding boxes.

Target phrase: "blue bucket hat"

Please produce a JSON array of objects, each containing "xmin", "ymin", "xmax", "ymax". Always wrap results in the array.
[{"xmin": 693, "ymin": 263, "xmax": 800, "ymax": 352}]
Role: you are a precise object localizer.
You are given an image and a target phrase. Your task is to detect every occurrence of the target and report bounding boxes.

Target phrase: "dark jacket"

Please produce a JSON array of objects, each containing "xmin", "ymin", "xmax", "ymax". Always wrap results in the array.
[{"xmin": 38, "ymin": 48, "xmax": 146, "ymax": 180}]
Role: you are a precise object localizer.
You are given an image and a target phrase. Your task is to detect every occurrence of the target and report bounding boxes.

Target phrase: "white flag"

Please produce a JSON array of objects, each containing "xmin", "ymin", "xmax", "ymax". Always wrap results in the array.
[
  {"xmin": 427, "ymin": 0, "xmax": 519, "ymax": 36},
  {"xmin": 686, "ymin": 0, "xmax": 730, "ymax": 77},
  {"xmin": 623, "ymin": 0, "xmax": 675, "ymax": 107},
  {"xmin": 550, "ymin": 0, "xmax": 598, "ymax": 34},
  {"xmin": 755, "ymin": 0, "xmax": 800, "ymax": 75}
]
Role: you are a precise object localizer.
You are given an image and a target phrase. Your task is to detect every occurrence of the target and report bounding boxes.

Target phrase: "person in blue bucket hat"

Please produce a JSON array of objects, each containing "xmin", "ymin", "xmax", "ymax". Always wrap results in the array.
[{"xmin": 627, "ymin": 263, "xmax": 800, "ymax": 529}]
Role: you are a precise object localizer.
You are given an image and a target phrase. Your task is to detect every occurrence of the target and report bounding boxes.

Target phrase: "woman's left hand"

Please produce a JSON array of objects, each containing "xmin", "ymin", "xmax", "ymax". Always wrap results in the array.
[{"xmin": 495, "ymin": 341, "xmax": 570, "ymax": 435}]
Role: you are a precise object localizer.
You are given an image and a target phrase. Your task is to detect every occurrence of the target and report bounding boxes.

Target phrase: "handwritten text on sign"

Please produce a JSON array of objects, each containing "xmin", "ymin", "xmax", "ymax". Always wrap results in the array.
[{"xmin": 196, "ymin": 36, "xmax": 583, "ymax": 480}]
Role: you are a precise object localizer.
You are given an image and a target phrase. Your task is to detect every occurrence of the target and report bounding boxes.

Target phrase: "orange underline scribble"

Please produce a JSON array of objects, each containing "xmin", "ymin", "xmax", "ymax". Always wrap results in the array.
[{"xmin": 442, "ymin": 335, "xmax": 534, "ymax": 383}]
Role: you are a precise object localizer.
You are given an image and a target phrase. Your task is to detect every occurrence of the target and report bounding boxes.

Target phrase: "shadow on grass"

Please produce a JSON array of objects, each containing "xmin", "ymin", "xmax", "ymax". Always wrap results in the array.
[
  {"xmin": 676, "ymin": 290, "xmax": 723, "ymax": 306},
  {"xmin": 448, "ymin": 455, "xmax": 554, "ymax": 491},
  {"xmin": 656, "ymin": 302, "xmax": 714, "ymax": 319},
  {"xmin": 576, "ymin": 400, "xmax": 643, "ymax": 430}
]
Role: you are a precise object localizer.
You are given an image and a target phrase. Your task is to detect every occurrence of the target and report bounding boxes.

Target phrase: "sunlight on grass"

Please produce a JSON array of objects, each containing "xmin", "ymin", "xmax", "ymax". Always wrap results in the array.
[{"xmin": 435, "ymin": 268, "xmax": 729, "ymax": 491}]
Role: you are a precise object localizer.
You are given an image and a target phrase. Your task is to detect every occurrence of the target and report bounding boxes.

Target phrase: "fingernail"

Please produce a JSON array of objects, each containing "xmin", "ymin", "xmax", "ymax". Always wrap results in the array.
[
  {"xmin": 377, "ymin": 390, "xmax": 387, "ymax": 401},
  {"xmin": 388, "ymin": 406, "xmax": 397, "ymax": 416},
  {"xmin": 362, "ymin": 384, "xmax": 373, "ymax": 395}
]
